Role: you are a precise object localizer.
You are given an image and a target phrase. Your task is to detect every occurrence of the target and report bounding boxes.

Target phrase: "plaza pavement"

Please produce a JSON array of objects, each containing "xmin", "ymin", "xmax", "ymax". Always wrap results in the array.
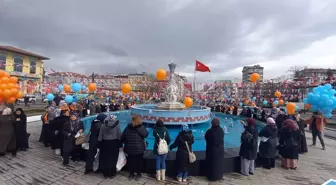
[{"xmin": 0, "ymin": 121, "xmax": 336, "ymax": 185}]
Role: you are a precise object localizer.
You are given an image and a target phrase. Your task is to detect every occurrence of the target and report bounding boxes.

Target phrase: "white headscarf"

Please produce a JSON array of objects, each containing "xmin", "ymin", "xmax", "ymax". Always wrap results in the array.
[{"xmin": 2, "ymin": 107, "xmax": 12, "ymax": 115}]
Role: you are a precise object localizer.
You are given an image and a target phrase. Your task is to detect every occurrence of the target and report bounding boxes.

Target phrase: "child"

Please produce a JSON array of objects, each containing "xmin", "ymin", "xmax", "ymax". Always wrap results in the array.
[{"xmin": 169, "ymin": 124, "xmax": 194, "ymax": 182}]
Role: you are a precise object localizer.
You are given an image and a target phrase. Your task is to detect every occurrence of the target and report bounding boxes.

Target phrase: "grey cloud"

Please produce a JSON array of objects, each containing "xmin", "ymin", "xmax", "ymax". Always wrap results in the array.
[{"xmin": 0, "ymin": 0, "xmax": 335, "ymax": 80}]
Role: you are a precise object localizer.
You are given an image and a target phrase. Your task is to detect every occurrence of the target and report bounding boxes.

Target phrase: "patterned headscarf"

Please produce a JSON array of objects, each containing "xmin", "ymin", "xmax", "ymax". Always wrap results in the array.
[
  {"xmin": 70, "ymin": 112, "xmax": 81, "ymax": 132},
  {"xmin": 284, "ymin": 119, "xmax": 298, "ymax": 131},
  {"xmin": 181, "ymin": 124, "xmax": 190, "ymax": 132}
]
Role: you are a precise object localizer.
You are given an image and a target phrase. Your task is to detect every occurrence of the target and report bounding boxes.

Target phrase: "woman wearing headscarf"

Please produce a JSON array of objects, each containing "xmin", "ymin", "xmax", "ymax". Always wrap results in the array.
[
  {"xmin": 98, "ymin": 115, "xmax": 122, "ymax": 178},
  {"xmin": 62, "ymin": 112, "xmax": 84, "ymax": 165},
  {"xmin": 50, "ymin": 109, "xmax": 69, "ymax": 155},
  {"xmin": 169, "ymin": 124, "xmax": 194, "ymax": 182},
  {"xmin": 0, "ymin": 107, "xmax": 16, "ymax": 157},
  {"xmin": 85, "ymin": 113, "xmax": 107, "ymax": 174},
  {"xmin": 232, "ymin": 105, "xmax": 238, "ymax": 115},
  {"xmin": 239, "ymin": 118, "xmax": 258, "ymax": 176},
  {"xmin": 13, "ymin": 108, "xmax": 29, "ymax": 151},
  {"xmin": 279, "ymin": 119, "xmax": 300, "ymax": 170},
  {"xmin": 295, "ymin": 112, "xmax": 308, "ymax": 154},
  {"xmin": 275, "ymin": 109, "xmax": 287, "ymax": 137},
  {"xmin": 121, "ymin": 115, "xmax": 148, "ymax": 181},
  {"xmin": 205, "ymin": 118, "xmax": 224, "ymax": 181},
  {"xmin": 258, "ymin": 117, "xmax": 278, "ymax": 169}
]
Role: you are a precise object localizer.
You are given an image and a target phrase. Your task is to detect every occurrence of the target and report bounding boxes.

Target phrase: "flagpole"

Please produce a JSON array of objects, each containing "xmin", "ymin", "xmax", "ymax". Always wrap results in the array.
[{"xmin": 193, "ymin": 60, "xmax": 196, "ymax": 99}]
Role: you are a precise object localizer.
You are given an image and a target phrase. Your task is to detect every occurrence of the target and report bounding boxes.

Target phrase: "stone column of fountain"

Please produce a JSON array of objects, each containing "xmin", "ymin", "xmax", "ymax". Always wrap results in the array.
[{"xmin": 157, "ymin": 63, "xmax": 186, "ymax": 110}]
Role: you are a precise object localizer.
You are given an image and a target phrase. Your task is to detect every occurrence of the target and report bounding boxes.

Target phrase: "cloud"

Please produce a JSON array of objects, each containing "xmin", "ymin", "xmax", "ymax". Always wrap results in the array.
[{"xmin": 0, "ymin": 0, "xmax": 335, "ymax": 81}]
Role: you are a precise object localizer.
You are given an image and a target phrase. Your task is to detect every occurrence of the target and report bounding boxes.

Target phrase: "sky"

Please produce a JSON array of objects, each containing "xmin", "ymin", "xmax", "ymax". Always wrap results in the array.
[{"xmin": 1, "ymin": 0, "xmax": 336, "ymax": 82}]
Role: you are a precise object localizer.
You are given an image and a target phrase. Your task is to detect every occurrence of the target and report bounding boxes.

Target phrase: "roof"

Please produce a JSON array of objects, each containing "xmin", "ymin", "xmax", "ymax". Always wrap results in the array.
[
  {"xmin": 0, "ymin": 45, "xmax": 50, "ymax": 60},
  {"xmin": 48, "ymin": 72, "xmax": 88, "ymax": 78}
]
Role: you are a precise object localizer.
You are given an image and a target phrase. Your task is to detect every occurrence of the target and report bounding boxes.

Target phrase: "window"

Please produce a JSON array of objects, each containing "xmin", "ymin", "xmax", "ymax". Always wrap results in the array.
[
  {"xmin": 0, "ymin": 55, "xmax": 6, "ymax": 70},
  {"xmin": 30, "ymin": 61, "xmax": 36, "ymax": 74},
  {"xmin": 14, "ymin": 57, "xmax": 23, "ymax": 72}
]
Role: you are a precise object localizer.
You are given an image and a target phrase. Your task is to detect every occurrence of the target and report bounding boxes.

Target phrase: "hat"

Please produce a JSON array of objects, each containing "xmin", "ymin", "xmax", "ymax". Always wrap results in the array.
[
  {"xmin": 181, "ymin": 124, "xmax": 190, "ymax": 132},
  {"xmin": 96, "ymin": 113, "xmax": 108, "ymax": 122}
]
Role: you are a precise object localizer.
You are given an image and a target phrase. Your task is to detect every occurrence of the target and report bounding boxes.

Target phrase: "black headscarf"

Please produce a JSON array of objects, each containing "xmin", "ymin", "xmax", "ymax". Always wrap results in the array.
[{"xmin": 14, "ymin": 108, "xmax": 27, "ymax": 122}]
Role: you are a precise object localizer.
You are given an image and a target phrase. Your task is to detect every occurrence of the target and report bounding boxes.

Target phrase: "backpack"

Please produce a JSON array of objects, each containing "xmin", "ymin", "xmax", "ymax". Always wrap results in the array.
[{"xmin": 157, "ymin": 132, "xmax": 168, "ymax": 155}]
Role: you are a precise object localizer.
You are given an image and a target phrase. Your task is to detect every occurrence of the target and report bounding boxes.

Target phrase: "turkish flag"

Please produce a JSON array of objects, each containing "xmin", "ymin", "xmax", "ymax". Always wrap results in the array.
[{"xmin": 195, "ymin": 60, "xmax": 210, "ymax": 72}]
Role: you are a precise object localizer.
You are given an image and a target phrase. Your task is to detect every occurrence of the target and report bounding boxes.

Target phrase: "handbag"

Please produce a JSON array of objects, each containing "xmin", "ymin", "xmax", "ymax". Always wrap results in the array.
[
  {"xmin": 185, "ymin": 141, "xmax": 196, "ymax": 163},
  {"xmin": 116, "ymin": 150, "xmax": 127, "ymax": 171},
  {"xmin": 75, "ymin": 134, "xmax": 85, "ymax": 145},
  {"xmin": 93, "ymin": 149, "xmax": 100, "ymax": 172}
]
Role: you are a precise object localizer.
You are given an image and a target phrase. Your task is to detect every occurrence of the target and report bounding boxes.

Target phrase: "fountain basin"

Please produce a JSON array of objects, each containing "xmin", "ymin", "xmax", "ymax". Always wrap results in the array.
[{"xmin": 130, "ymin": 104, "xmax": 211, "ymax": 125}]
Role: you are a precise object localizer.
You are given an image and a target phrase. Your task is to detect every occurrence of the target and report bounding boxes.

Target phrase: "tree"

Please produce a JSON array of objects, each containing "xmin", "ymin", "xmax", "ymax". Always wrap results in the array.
[{"xmin": 287, "ymin": 65, "xmax": 307, "ymax": 80}]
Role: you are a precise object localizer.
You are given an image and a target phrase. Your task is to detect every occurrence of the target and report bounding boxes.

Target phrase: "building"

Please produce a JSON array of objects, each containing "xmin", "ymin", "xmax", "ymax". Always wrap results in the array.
[
  {"xmin": 242, "ymin": 65, "xmax": 264, "ymax": 83},
  {"xmin": 128, "ymin": 72, "xmax": 149, "ymax": 91},
  {"xmin": 295, "ymin": 68, "xmax": 336, "ymax": 83},
  {"xmin": 0, "ymin": 46, "xmax": 49, "ymax": 94}
]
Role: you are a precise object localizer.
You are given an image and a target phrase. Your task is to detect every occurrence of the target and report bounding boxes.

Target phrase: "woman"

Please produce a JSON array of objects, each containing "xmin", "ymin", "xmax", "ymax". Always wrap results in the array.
[
  {"xmin": 153, "ymin": 119, "xmax": 171, "ymax": 181},
  {"xmin": 205, "ymin": 118, "xmax": 224, "ymax": 181},
  {"xmin": 13, "ymin": 108, "xmax": 29, "ymax": 151},
  {"xmin": 0, "ymin": 107, "xmax": 16, "ymax": 157},
  {"xmin": 295, "ymin": 112, "xmax": 308, "ymax": 154},
  {"xmin": 50, "ymin": 110, "xmax": 69, "ymax": 155},
  {"xmin": 239, "ymin": 118, "xmax": 258, "ymax": 176},
  {"xmin": 85, "ymin": 113, "xmax": 107, "ymax": 174},
  {"xmin": 169, "ymin": 124, "xmax": 194, "ymax": 182},
  {"xmin": 41, "ymin": 106, "xmax": 51, "ymax": 147},
  {"xmin": 279, "ymin": 119, "xmax": 300, "ymax": 170},
  {"xmin": 62, "ymin": 112, "xmax": 84, "ymax": 165},
  {"xmin": 121, "ymin": 115, "xmax": 148, "ymax": 181},
  {"xmin": 258, "ymin": 117, "xmax": 278, "ymax": 169},
  {"xmin": 98, "ymin": 115, "xmax": 122, "ymax": 178},
  {"xmin": 232, "ymin": 105, "xmax": 238, "ymax": 116}
]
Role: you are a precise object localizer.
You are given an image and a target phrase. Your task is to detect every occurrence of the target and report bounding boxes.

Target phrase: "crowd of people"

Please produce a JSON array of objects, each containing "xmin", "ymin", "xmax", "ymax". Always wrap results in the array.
[{"xmin": 0, "ymin": 100, "xmax": 329, "ymax": 183}]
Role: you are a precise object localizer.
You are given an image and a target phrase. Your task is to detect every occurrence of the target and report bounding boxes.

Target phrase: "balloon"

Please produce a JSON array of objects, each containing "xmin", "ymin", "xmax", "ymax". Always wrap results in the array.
[
  {"xmin": 324, "ymin": 113, "xmax": 333, "ymax": 119},
  {"xmin": 88, "ymin": 83, "xmax": 97, "ymax": 92},
  {"xmin": 3, "ymin": 89, "xmax": 12, "ymax": 98},
  {"xmin": 303, "ymin": 98, "xmax": 308, "ymax": 104},
  {"xmin": 58, "ymin": 85, "xmax": 64, "ymax": 91},
  {"xmin": 0, "ymin": 70, "xmax": 5, "ymax": 78},
  {"xmin": 184, "ymin": 97, "xmax": 193, "ymax": 108},
  {"xmin": 296, "ymin": 106, "xmax": 299, "ymax": 110},
  {"xmin": 274, "ymin": 91, "xmax": 281, "ymax": 98},
  {"xmin": 16, "ymin": 92, "xmax": 24, "ymax": 99},
  {"xmin": 279, "ymin": 99, "xmax": 284, "ymax": 105},
  {"xmin": 324, "ymin": 84, "xmax": 332, "ymax": 90},
  {"xmin": 65, "ymin": 95, "xmax": 73, "ymax": 103},
  {"xmin": 10, "ymin": 88, "xmax": 18, "ymax": 96},
  {"xmin": 239, "ymin": 102, "xmax": 243, "ymax": 107},
  {"xmin": 263, "ymin": 100, "xmax": 268, "ymax": 105},
  {"xmin": 1, "ymin": 77, "xmax": 10, "ymax": 84},
  {"xmin": 251, "ymin": 102, "xmax": 256, "ymax": 107},
  {"xmin": 0, "ymin": 84, "xmax": 7, "ymax": 90},
  {"xmin": 121, "ymin": 83, "xmax": 131, "ymax": 94},
  {"xmin": 46, "ymin": 93, "xmax": 55, "ymax": 101},
  {"xmin": 6, "ymin": 97, "xmax": 16, "ymax": 104},
  {"xmin": 252, "ymin": 97, "xmax": 256, "ymax": 101},
  {"xmin": 274, "ymin": 100, "xmax": 279, "ymax": 105},
  {"xmin": 9, "ymin": 77, "xmax": 18, "ymax": 83},
  {"xmin": 4, "ymin": 72, "xmax": 10, "ymax": 77},
  {"xmin": 71, "ymin": 83, "xmax": 81, "ymax": 93},
  {"xmin": 81, "ymin": 85, "xmax": 87, "ymax": 90},
  {"xmin": 329, "ymin": 89, "xmax": 336, "ymax": 96},
  {"xmin": 156, "ymin": 69, "xmax": 167, "ymax": 81},
  {"xmin": 286, "ymin": 102, "xmax": 296, "ymax": 115},
  {"xmin": 7, "ymin": 83, "xmax": 16, "ymax": 89},
  {"xmin": 249, "ymin": 73, "xmax": 260, "ymax": 83},
  {"xmin": 64, "ymin": 84, "xmax": 71, "ymax": 93}
]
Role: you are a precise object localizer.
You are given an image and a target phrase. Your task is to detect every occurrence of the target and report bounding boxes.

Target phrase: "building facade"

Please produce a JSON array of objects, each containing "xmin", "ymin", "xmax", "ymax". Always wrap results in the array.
[
  {"xmin": 0, "ymin": 46, "xmax": 49, "ymax": 94},
  {"xmin": 242, "ymin": 65, "xmax": 264, "ymax": 83}
]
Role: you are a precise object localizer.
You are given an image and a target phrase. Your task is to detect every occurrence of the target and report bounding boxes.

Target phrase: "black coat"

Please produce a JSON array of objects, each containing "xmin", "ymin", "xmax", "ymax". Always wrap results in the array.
[
  {"xmin": 85, "ymin": 119, "xmax": 103, "ymax": 170},
  {"xmin": 239, "ymin": 126, "xmax": 258, "ymax": 160},
  {"xmin": 170, "ymin": 131, "xmax": 194, "ymax": 172},
  {"xmin": 121, "ymin": 124, "xmax": 149, "ymax": 155},
  {"xmin": 279, "ymin": 127, "xmax": 300, "ymax": 159},
  {"xmin": 50, "ymin": 115, "xmax": 68, "ymax": 150},
  {"xmin": 62, "ymin": 120, "xmax": 84, "ymax": 153},
  {"xmin": 276, "ymin": 114, "xmax": 286, "ymax": 136},
  {"xmin": 205, "ymin": 126, "xmax": 224, "ymax": 181},
  {"xmin": 298, "ymin": 119, "xmax": 308, "ymax": 153},
  {"xmin": 13, "ymin": 114, "xmax": 29, "ymax": 150},
  {"xmin": 258, "ymin": 125, "xmax": 277, "ymax": 158}
]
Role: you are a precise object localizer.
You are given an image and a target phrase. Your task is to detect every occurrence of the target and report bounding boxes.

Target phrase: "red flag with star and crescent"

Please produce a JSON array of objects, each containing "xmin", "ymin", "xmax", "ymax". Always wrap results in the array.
[{"xmin": 195, "ymin": 60, "xmax": 211, "ymax": 72}]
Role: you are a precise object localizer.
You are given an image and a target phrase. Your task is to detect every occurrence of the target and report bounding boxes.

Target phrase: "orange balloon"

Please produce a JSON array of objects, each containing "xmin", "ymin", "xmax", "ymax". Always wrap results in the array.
[
  {"xmin": 0, "ymin": 89, "xmax": 3, "ymax": 97},
  {"xmin": 250, "ymin": 73, "xmax": 260, "ymax": 83},
  {"xmin": 3, "ymin": 89, "xmax": 12, "ymax": 98},
  {"xmin": 9, "ymin": 77, "xmax": 18, "ymax": 83},
  {"xmin": 10, "ymin": 88, "xmax": 18, "ymax": 96},
  {"xmin": 286, "ymin": 102, "xmax": 296, "ymax": 115},
  {"xmin": 6, "ymin": 97, "xmax": 16, "ymax": 104},
  {"xmin": 184, "ymin": 97, "xmax": 193, "ymax": 108},
  {"xmin": 279, "ymin": 99, "xmax": 284, "ymax": 105},
  {"xmin": 274, "ymin": 91, "xmax": 281, "ymax": 98},
  {"xmin": 0, "ymin": 70, "xmax": 5, "ymax": 78},
  {"xmin": 251, "ymin": 102, "xmax": 256, "ymax": 107},
  {"xmin": 4, "ymin": 72, "xmax": 10, "ymax": 77},
  {"xmin": 1, "ymin": 77, "xmax": 10, "ymax": 84},
  {"xmin": 121, "ymin": 83, "xmax": 131, "ymax": 94},
  {"xmin": 156, "ymin": 69, "xmax": 167, "ymax": 81},
  {"xmin": 7, "ymin": 83, "xmax": 16, "ymax": 89},
  {"xmin": 0, "ymin": 84, "xmax": 8, "ymax": 90},
  {"xmin": 88, "ymin": 83, "xmax": 97, "ymax": 92},
  {"xmin": 16, "ymin": 92, "xmax": 24, "ymax": 99},
  {"xmin": 64, "ymin": 84, "xmax": 71, "ymax": 93}
]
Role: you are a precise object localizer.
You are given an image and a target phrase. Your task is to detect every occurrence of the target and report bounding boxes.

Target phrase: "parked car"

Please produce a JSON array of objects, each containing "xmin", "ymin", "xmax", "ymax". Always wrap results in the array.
[{"xmin": 18, "ymin": 95, "xmax": 37, "ymax": 104}]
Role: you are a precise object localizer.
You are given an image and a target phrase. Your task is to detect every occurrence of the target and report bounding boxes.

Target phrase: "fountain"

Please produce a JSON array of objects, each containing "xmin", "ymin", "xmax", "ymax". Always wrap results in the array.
[{"xmin": 81, "ymin": 63, "xmax": 265, "ymax": 176}]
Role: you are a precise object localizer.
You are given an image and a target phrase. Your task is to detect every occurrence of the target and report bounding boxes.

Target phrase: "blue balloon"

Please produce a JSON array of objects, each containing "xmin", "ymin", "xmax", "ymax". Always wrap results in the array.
[
  {"xmin": 274, "ymin": 100, "xmax": 279, "ymax": 105},
  {"xmin": 303, "ymin": 98, "xmax": 308, "ymax": 104},
  {"xmin": 263, "ymin": 100, "xmax": 268, "ymax": 105},
  {"xmin": 329, "ymin": 89, "xmax": 336, "ymax": 96},
  {"xmin": 81, "ymin": 85, "xmax": 87, "ymax": 90},
  {"xmin": 239, "ymin": 102, "xmax": 243, "ymax": 107},
  {"xmin": 252, "ymin": 97, "xmax": 256, "ymax": 101},
  {"xmin": 324, "ymin": 84, "xmax": 332, "ymax": 90},
  {"xmin": 295, "ymin": 106, "xmax": 299, "ymax": 110},
  {"xmin": 324, "ymin": 113, "xmax": 332, "ymax": 119},
  {"xmin": 71, "ymin": 83, "xmax": 81, "ymax": 93},
  {"xmin": 58, "ymin": 85, "xmax": 64, "ymax": 91},
  {"xmin": 46, "ymin": 93, "xmax": 54, "ymax": 101},
  {"xmin": 65, "ymin": 95, "xmax": 74, "ymax": 103},
  {"xmin": 73, "ymin": 95, "xmax": 78, "ymax": 102}
]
